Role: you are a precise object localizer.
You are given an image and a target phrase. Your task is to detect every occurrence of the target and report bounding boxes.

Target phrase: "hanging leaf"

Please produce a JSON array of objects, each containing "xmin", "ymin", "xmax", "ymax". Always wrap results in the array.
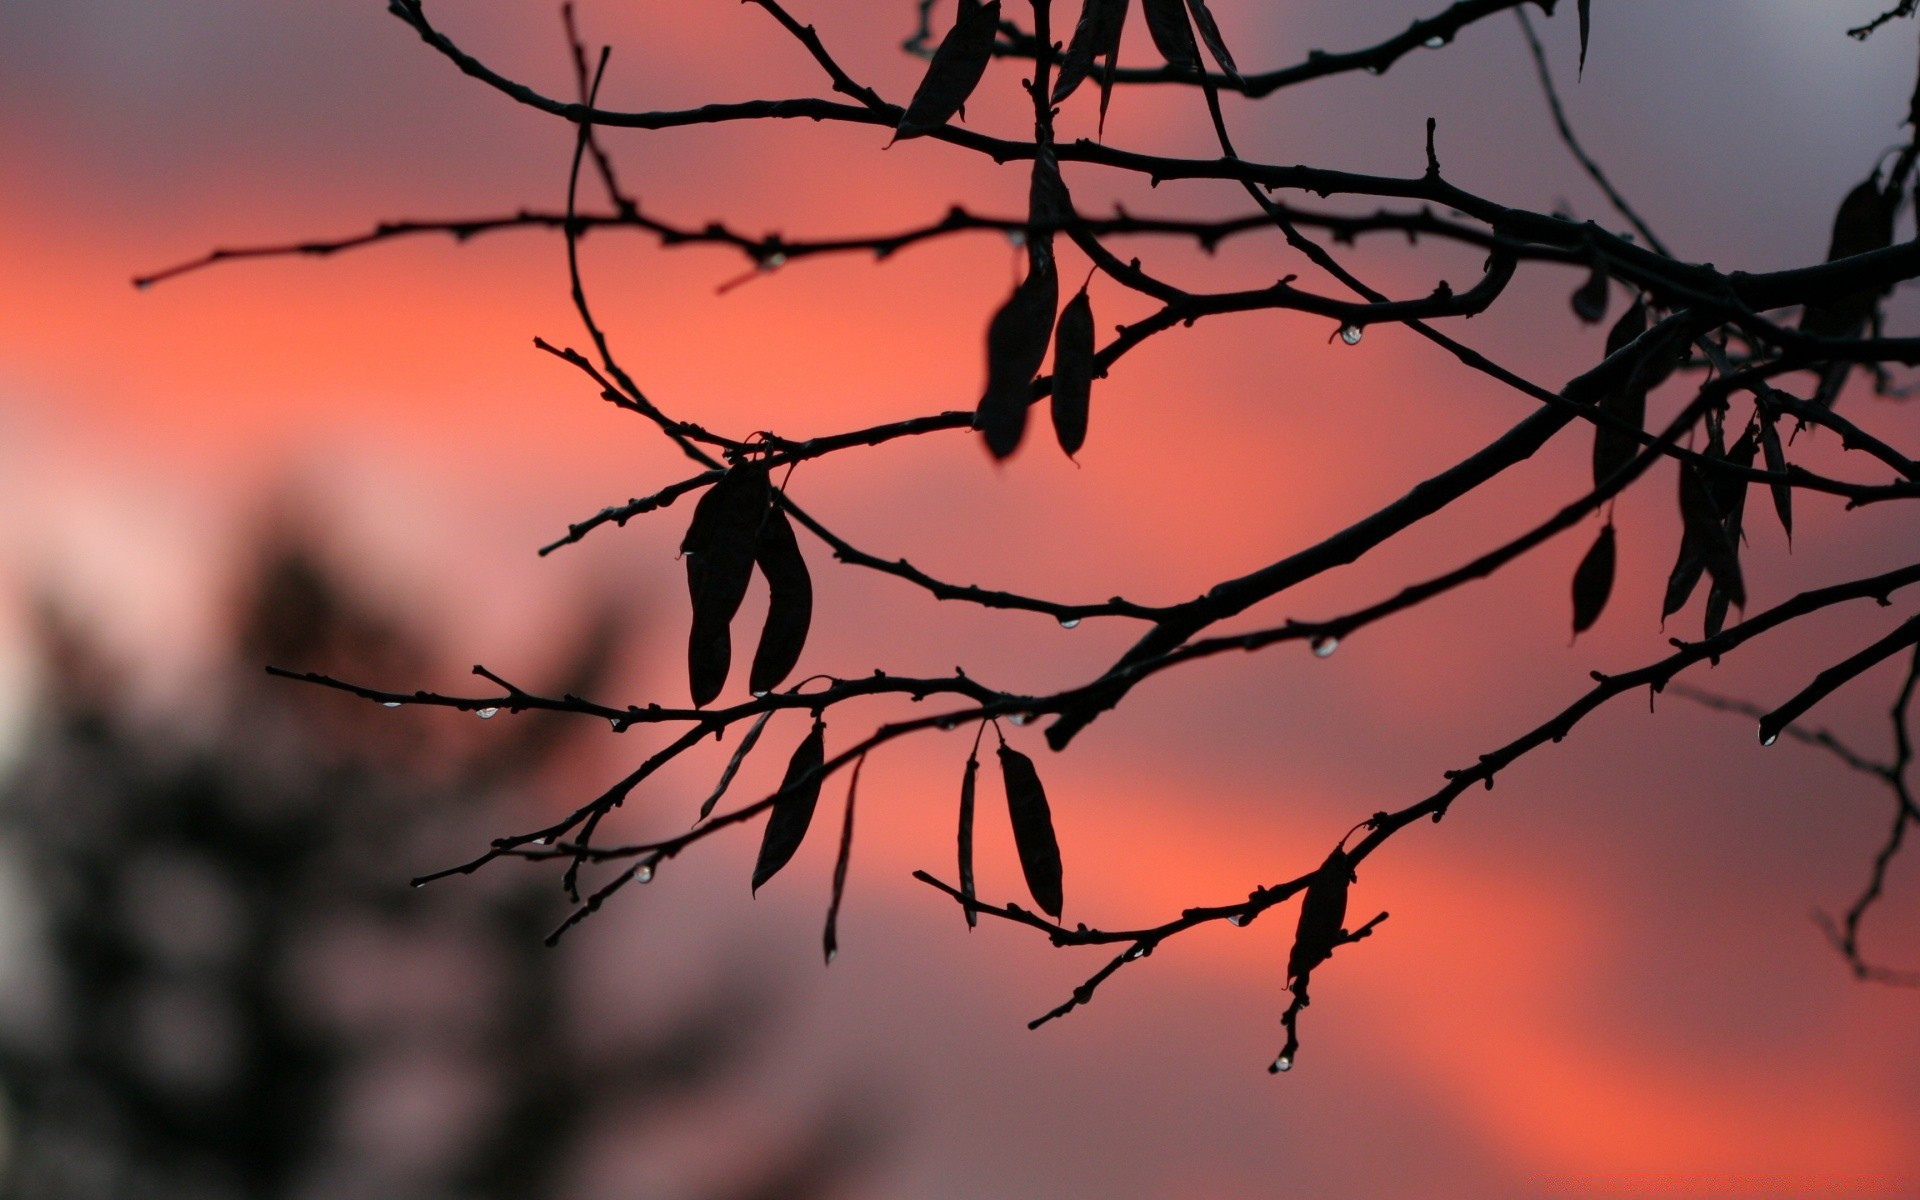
[
  {"xmin": 1571, "ymin": 523, "xmax": 1616, "ymax": 636},
  {"xmin": 1590, "ymin": 299, "xmax": 1649, "ymax": 488},
  {"xmin": 1053, "ymin": 0, "xmax": 1128, "ymax": 103},
  {"xmin": 682, "ymin": 464, "xmax": 771, "ymax": 707},
  {"xmin": 1678, "ymin": 455, "xmax": 1744, "ymax": 609},
  {"xmin": 822, "ymin": 755, "xmax": 864, "ymax": 964},
  {"xmin": 958, "ymin": 743, "xmax": 980, "ymax": 929},
  {"xmin": 1050, "ymin": 287, "xmax": 1095, "ymax": 456},
  {"xmin": 751, "ymin": 717, "xmax": 827, "ymax": 892},
  {"xmin": 998, "ymin": 742, "xmax": 1063, "ymax": 918},
  {"xmin": 1570, "ymin": 261, "xmax": 1609, "ymax": 324},
  {"xmin": 1286, "ymin": 847, "xmax": 1352, "ymax": 987},
  {"xmin": 976, "ymin": 256, "xmax": 1060, "ymax": 458},
  {"xmin": 1140, "ymin": 0, "xmax": 1200, "ymax": 72},
  {"xmin": 1758, "ymin": 413, "xmax": 1793, "ymax": 542},
  {"xmin": 1703, "ymin": 426, "xmax": 1756, "ymax": 639},
  {"xmin": 1183, "ymin": 0, "xmax": 1242, "ymax": 83},
  {"xmin": 1576, "ymin": 0, "xmax": 1592, "ymax": 77},
  {"xmin": 1803, "ymin": 175, "xmax": 1899, "ymax": 407},
  {"xmin": 698, "ymin": 708, "xmax": 774, "ymax": 822},
  {"xmin": 749, "ymin": 502, "xmax": 812, "ymax": 696},
  {"xmin": 892, "ymin": 0, "xmax": 1002, "ymax": 142}
]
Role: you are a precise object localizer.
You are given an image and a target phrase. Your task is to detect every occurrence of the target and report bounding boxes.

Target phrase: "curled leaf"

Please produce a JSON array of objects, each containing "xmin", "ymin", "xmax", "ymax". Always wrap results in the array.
[
  {"xmin": 1758, "ymin": 413, "xmax": 1793, "ymax": 542},
  {"xmin": 1286, "ymin": 847, "xmax": 1352, "ymax": 987},
  {"xmin": 1053, "ymin": 0, "xmax": 1129, "ymax": 108},
  {"xmin": 893, "ymin": 0, "xmax": 1002, "ymax": 142},
  {"xmin": 749, "ymin": 503, "xmax": 812, "ymax": 696},
  {"xmin": 683, "ymin": 464, "xmax": 771, "ymax": 706},
  {"xmin": 1050, "ymin": 287, "xmax": 1095, "ymax": 456},
  {"xmin": 1803, "ymin": 175, "xmax": 1899, "ymax": 407},
  {"xmin": 1571, "ymin": 522, "xmax": 1616, "ymax": 636},
  {"xmin": 1140, "ymin": 0, "xmax": 1199, "ymax": 72},
  {"xmin": 998, "ymin": 742, "xmax": 1063, "ymax": 918},
  {"xmin": 698, "ymin": 708, "xmax": 774, "ymax": 822},
  {"xmin": 822, "ymin": 755, "xmax": 863, "ymax": 964},
  {"xmin": 977, "ymin": 256, "xmax": 1060, "ymax": 458},
  {"xmin": 751, "ymin": 718, "xmax": 826, "ymax": 892},
  {"xmin": 1589, "ymin": 299, "xmax": 1649, "ymax": 489},
  {"xmin": 1570, "ymin": 261, "xmax": 1609, "ymax": 324},
  {"xmin": 1027, "ymin": 143, "xmax": 1072, "ymax": 266},
  {"xmin": 958, "ymin": 744, "xmax": 980, "ymax": 929}
]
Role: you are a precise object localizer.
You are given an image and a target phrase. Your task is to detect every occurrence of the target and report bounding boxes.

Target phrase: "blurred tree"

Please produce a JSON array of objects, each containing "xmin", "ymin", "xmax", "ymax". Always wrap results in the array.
[
  {"xmin": 135, "ymin": 0, "xmax": 1920, "ymax": 1070},
  {"xmin": 0, "ymin": 526, "xmax": 873, "ymax": 1199}
]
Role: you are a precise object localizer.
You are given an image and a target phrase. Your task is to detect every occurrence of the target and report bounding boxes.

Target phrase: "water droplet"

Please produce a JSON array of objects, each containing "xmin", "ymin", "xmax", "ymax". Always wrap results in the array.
[
  {"xmin": 937, "ymin": 718, "xmax": 960, "ymax": 731},
  {"xmin": 1009, "ymin": 713, "xmax": 1032, "ymax": 726},
  {"xmin": 1311, "ymin": 635, "xmax": 1339, "ymax": 658},
  {"xmin": 751, "ymin": 688, "xmax": 770, "ymax": 698},
  {"xmin": 1339, "ymin": 324, "xmax": 1363, "ymax": 345},
  {"xmin": 1423, "ymin": 34, "xmax": 1446, "ymax": 48},
  {"xmin": 534, "ymin": 837, "xmax": 552, "ymax": 845},
  {"xmin": 1270, "ymin": 1054, "xmax": 1293, "ymax": 1074},
  {"xmin": 411, "ymin": 880, "xmax": 426, "ymax": 889},
  {"xmin": 1057, "ymin": 616, "xmax": 1081, "ymax": 629},
  {"xmin": 826, "ymin": 947, "xmax": 839, "ymax": 964},
  {"xmin": 1006, "ymin": 229, "xmax": 1027, "ymax": 248},
  {"xmin": 635, "ymin": 863, "xmax": 654, "ymax": 884},
  {"xmin": 761, "ymin": 251, "xmax": 787, "ymax": 270},
  {"xmin": 1364, "ymin": 64, "xmax": 1383, "ymax": 75},
  {"xmin": 1760, "ymin": 728, "xmax": 1778, "ymax": 747},
  {"xmin": 476, "ymin": 707, "xmax": 499, "ymax": 719},
  {"xmin": 382, "ymin": 701, "xmax": 402, "ymax": 708},
  {"xmin": 1228, "ymin": 913, "xmax": 1250, "ymax": 927},
  {"xmin": 1123, "ymin": 944, "xmax": 1150, "ymax": 961}
]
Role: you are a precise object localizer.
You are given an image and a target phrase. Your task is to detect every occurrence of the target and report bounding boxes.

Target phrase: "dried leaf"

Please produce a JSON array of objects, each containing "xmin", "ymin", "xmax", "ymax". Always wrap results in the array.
[
  {"xmin": 1053, "ymin": 0, "xmax": 1128, "ymax": 104},
  {"xmin": 751, "ymin": 717, "xmax": 826, "ymax": 892},
  {"xmin": 998, "ymin": 742, "xmax": 1063, "ymax": 918},
  {"xmin": 698, "ymin": 708, "xmax": 774, "ymax": 822},
  {"xmin": 682, "ymin": 464, "xmax": 771, "ymax": 706},
  {"xmin": 1140, "ymin": 0, "xmax": 1199, "ymax": 72},
  {"xmin": 1703, "ymin": 427, "xmax": 1756, "ymax": 638},
  {"xmin": 749, "ymin": 503, "xmax": 812, "ymax": 696},
  {"xmin": 1571, "ymin": 522, "xmax": 1616, "ymax": 636},
  {"xmin": 958, "ymin": 745, "xmax": 980, "ymax": 929},
  {"xmin": 1576, "ymin": 0, "xmax": 1591, "ymax": 76},
  {"xmin": 893, "ymin": 0, "xmax": 1002, "ymax": 142},
  {"xmin": 1589, "ymin": 299, "xmax": 1649, "ymax": 488},
  {"xmin": 1758, "ymin": 413, "xmax": 1793, "ymax": 542},
  {"xmin": 1183, "ymin": 0, "xmax": 1241, "ymax": 82},
  {"xmin": 1803, "ymin": 175, "xmax": 1899, "ymax": 406},
  {"xmin": 822, "ymin": 755, "xmax": 863, "ymax": 964},
  {"xmin": 1679, "ymin": 454, "xmax": 1744, "ymax": 609},
  {"xmin": 1050, "ymin": 287, "xmax": 1095, "ymax": 456},
  {"xmin": 1570, "ymin": 261, "xmax": 1609, "ymax": 324},
  {"xmin": 1286, "ymin": 847, "xmax": 1352, "ymax": 986},
  {"xmin": 977, "ymin": 256, "xmax": 1060, "ymax": 458}
]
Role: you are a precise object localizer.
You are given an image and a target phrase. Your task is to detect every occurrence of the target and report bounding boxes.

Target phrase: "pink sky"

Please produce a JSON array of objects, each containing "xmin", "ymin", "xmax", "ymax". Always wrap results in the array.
[{"xmin": 4, "ymin": 2, "xmax": 1919, "ymax": 1196}]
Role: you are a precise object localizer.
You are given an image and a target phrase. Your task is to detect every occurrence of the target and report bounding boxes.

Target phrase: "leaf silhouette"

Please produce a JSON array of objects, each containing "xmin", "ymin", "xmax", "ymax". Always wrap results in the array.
[
  {"xmin": 1286, "ymin": 847, "xmax": 1352, "ymax": 986},
  {"xmin": 1589, "ymin": 299, "xmax": 1648, "ymax": 488},
  {"xmin": 1183, "ymin": 0, "xmax": 1241, "ymax": 82},
  {"xmin": 998, "ymin": 742, "xmax": 1063, "ymax": 918},
  {"xmin": 1803, "ymin": 175, "xmax": 1899, "ymax": 406},
  {"xmin": 958, "ymin": 744, "xmax": 980, "ymax": 929},
  {"xmin": 1576, "ymin": 0, "xmax": 1591, "ymax": 77},
  {"xmin": 822, "ymin": 755, "xmax": 863, "ymax": 964},
  {"xmin": 1758, "ymin": 412, "xmax": 1793, "ymax": 542},
  {"xmin": 698, "ymin": 708, "xmax": 774, "ymax": 822},
  {"xmin": 1671, "ymin": 442, "xmax": 1745, "ymax": 615},
  {"xmin": 1703, "ymin": 425, "xmax": 1756, "ymax": 638},
  {"xmin": 1027, "ymin": 142, "xmax": 1072, "ymax": 265},
  {"xmin": 977, "ymin": 255, "xmax": 1060, "ymax": 458},
  {"xmin": 682, "ymin": 463, "xmax": 771, "ymax": 706},
  {"xmin": 1053, "ymin": 0, "xmax": 1129, "ymax": 118},
  {"xmin": 1571, "ymin": 522, "xmax": 1616, "ymax": 636},
  {"xmin": 1050, "ymin": 286, "xmax": 1095, "ymax": 456},
  {"xmin": 893, "ymin": 0, "xmax": 1002, "ymax": 142},
  {"xmin": 1140, "ymin": 0, "xmax": 1200, "ymax": 72},
  {"xmin": 751, "ymin": 717, "xmax": 826, "ymax": 892},
  {"xmin": 1570, "ymin": 261, "xmax": 1609, "ymax": 324},
  {"xmin": 749, "ymin": 502, "xmax": 812, "ymax": 696}
]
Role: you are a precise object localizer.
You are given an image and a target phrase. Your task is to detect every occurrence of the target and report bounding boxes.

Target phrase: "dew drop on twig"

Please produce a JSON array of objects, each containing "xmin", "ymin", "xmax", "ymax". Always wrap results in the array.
[
  {"xmin": 1339, "ymin": 324, "xmax": 1363, "ymax": 345},
  {"xmin": 382, "ymin": 701, "xmax": 402, "ymax": 708},
  {"xmin": 1311, "ymin": 635, "xmax": 1339, "ymax": 658},
  {"xmin": 1269, "ymin": 1055, "xmax": 1293, "ymax": 1073},
  {"xmin": 476, "ymin": 707, "xmax": 499, "ymax": 719},
  {"xmin": 1228, "ymin": 912, "xmax": 1250, "ymax": 927},
  {"xmin": 1058, "ymin": 616, "xmax": 1081, "ymax": 629},
  {"xmin": 635, "ymin": 863, "xmax": 654, "ymax": 884}
]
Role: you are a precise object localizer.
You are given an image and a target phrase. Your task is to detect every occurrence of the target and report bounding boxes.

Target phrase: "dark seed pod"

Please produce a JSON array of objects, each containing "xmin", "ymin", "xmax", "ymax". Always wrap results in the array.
[
  {"xmin": 683, "ymin": 464, "xmax": 772, "ymax": 706},
  {"xmin": 1027, "ymin": 143, "xmax": 1072, "ymax": 267},
  {"xmin": 1286, "ymin": 847, "xmax": 1352, "ymax": 987},
  {"xmin": 1576, "ymin": 0, "xmax": 1591, "ymax": 76},
  {"xmin": 1590, "ymin": 299, "xmax": 1649, "ymax": 487},
  {"xmin": 1053, "ymin": 0, "xmax": 1129, "ymax": 108},
  {"xmin": 1758, "ymin": 414, "xmax": 1793, "ymax": 542},
  {"xmin": 1803, "ymin": 175, "xmax": 1899, "ymax": 407},
  {"xmin": 958, "ymin": 745, "xmax": 980, "ymax": 929},
  {"xmin": 1571, "ymin": 523, "xmax": 1616, "ymax": 636},
  {"xmin": 1050, "ymin": 287, "xmax": 1095, "ymax": 456},
  {"xmin": 998, "ymin": 742, "xmax": 1063, "ymax": 918},
  {"xmin": 1570, "ymin": 261, "xmax": 1609, "ymax": 324},
  {"xmin": 749, "ymin": 503, "xmax": 812, "ymax": 696},
  {"xmin": 1140, "ymin": 0, "xmax": 1200, "ymax": 72},
  {"xmin": 893, "ymin": 0, "xmax": 1002, "ymax": 142},
  {"xmin": 1678, "ymin": 455, "xmax": 1744, "ymax": 609},
  {"xmin": 1183, "ymin": 0, "xmax": 1241, "ymax": 82},
  {"xmin": 751, "ymin": 718, "xmax": 827, "ymax": 892},
  {"xmin": 977, "ymin": 257, "xmax": 1060, "ymax": 459}
]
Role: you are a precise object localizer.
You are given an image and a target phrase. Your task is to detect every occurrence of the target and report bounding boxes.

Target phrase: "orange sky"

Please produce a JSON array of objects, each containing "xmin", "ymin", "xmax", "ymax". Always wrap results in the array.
[{"xmin": 4, "ymin": 2, "xmax": 1920, "ymax": 1196}]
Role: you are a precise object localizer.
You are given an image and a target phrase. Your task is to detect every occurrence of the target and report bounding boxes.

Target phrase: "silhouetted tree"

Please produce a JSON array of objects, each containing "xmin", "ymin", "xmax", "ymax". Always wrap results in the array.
[
  {"xmin": 137, "ymin": 0, "xmax": 1920, "ymax": 1070},
  {"xmin": 0, "ymin": 526, "xmax": 872, "ymax": 1199}
]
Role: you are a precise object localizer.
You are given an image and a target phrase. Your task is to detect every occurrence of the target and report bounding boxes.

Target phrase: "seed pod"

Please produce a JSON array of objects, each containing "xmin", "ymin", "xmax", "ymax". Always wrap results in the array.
[
  {"xmin": 751, "ymin": 717, "xmax": 826, "ymax": 892},
  {"xmin": 958, "ymin": 745, "xmax": 980, "ymax": 929},
  {"xmin": 1678, "ymin": 455, "xmax": 1744, "ymax": 609},
  {"xmin": 749, "ymin": 503, "xmax": 812, "ymax": 696},
  {"xmin": 1758, "ymin": 413, "xmax": 1793, "ymax": 542},
  {"xmin": 998, "ymin": 742, "xmax": 1063, "ymax": 918},
  {"xmin": 822, "ymin": 755, "xmax": 863, "ymax": 965},
  {"xmin": 1027, "ymin": 143, "xmax": 1072, "ymax": 267},
  {"xmin": 1576, "ymin": 0, "xmax": 1591, "ymax": 76},
  {"xmin": 1571, "ymin": 523, "xmax": 1616, "ymax": 636},
  {"xmin": 1703, "ymin": 427, "xmax": 1756, "ymax": 638},
  {"xmin": 893, "ymin": 0, "xmax": 1002, "ymax": 142},
  {"xmin": 1050, "ymin": 287, "xmax": 1095, "ymax": 456},
  {"xmin": 1183, "ymin": 0, "xmax": 1241, "ymax": 82},
  {"xmin": 1140, "ymin": 0, "xmax": 1200, "ymax": 72},
  {"xmin": 698, "ymin": 709, "xmax": 774, "ymax": 822},
  {"xmin": 683, "ymin": 464, "xmax": 771, "ymax": 706},
  {"xmin": 1570, "ymin": 261, "xmax": 1609, "ymax": 324},
  {"xmin": 1286, "ymin": 847, "xmax": 1352, "ymax": 987},
  {"xmin": 977, "ymin": 257, "xmax": 1060, "ymax": 458},
  {"xmin": 1053, "ymin": 0, "xmax": 1129, "ymax": 112}
]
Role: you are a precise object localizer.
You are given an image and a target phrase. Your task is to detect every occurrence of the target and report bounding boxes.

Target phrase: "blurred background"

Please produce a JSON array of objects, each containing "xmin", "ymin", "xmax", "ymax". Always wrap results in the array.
[{"xmin": 2, "ymin": 2, "xmax": 1918, "ymax": 1196}]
